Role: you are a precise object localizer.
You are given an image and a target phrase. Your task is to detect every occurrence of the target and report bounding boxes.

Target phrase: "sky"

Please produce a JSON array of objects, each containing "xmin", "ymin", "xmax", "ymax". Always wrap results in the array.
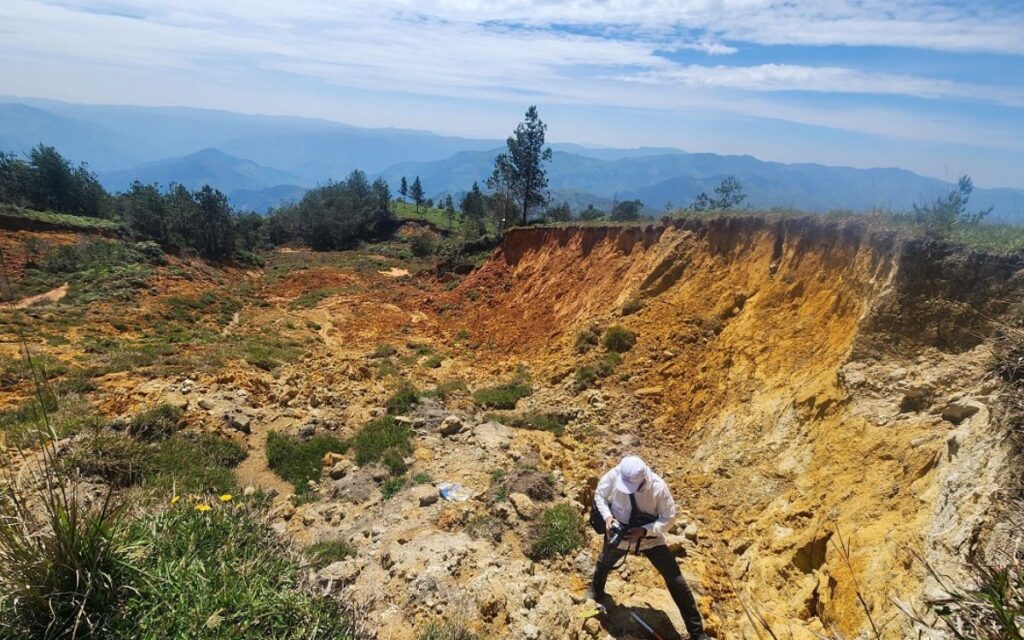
[{"xmin": 1, "ymin": 0, "xmax": 1023, "ymax": 188}]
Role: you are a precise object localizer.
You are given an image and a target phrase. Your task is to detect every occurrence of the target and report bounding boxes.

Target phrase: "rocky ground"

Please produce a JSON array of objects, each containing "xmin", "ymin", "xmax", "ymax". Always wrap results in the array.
[{"xmin": 2, "ymin": 218, "xmax": 1022, "ymax": 639}]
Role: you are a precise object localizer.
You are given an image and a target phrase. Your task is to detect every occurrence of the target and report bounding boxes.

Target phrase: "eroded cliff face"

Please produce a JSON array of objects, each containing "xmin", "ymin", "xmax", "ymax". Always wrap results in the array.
[{"xmin": 461, "ymin": 218, "xmax": 1021, "ymax": 637}]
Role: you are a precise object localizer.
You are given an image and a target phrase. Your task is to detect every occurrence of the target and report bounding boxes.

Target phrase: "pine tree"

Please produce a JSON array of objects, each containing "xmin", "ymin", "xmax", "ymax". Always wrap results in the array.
[
  {"xmin": 460, "ymin": 182, "xmax": 487, "ymax": 240},
  {"xmin": 410, "ymin": 176, "xmax": 425, "ymax": 213},
  {"xmin": 492, "ymin": 106, "xmax": 552, "ymax": 226},
  {"xmin": 444, "ymin": 194, "xmax": 456, "ymax": 231},
  {"xmin": 399, "ymin": 176, "xmax": 408, "ymax": 204}
]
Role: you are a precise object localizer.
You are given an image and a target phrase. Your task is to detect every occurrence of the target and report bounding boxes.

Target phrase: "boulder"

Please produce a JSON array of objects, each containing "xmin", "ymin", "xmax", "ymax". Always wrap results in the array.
[
  {"xmin": 510, "ymin": 492, "xmax": 537, "ymax": 519},
  {"xmin": 439, "ymin": 415, "xmax": 465, "ymax": 436}
]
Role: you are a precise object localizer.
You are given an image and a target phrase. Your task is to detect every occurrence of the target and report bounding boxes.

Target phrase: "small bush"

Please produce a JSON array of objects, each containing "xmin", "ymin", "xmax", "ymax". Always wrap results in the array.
[
  {"xmin": 423, "ymin": 354, "xmax": 443, "ymax": 369},
  {"xmin": 411, "ymin": 472, "xmax": 432, "ymax": 484},
  {"xmin": 409, "ymin": 234, "xmax": 437, "ymax": 257},
  {"xmin": 602, "ymin": 325, "xmax": 637, "ymax": 353},
  {"xmin": 127, "ymin": 403, "xmax": 184, "ymax": 441},
  {"xmin": 621, "ymin": 298, "xmax": 644, "ymax": 316},
  {"xmin": 266, "ymin": 432, "xmax": 349, "ymax": 494},
  {"xmin": 371, "ymin": 344, "xmax": 397, "ymax": 358},
  {"xmin": 386, "ymin": 381, "xmax": 420, "ymax": 415},
  {"xmin": 529, "ymin": 503, "xmax": 585, "ymax": 560},
  {"xmin": 473, "ymin": 381, "xmax": 532, "ymax": 410},
  {"xmin": 485, "ymin": 412, "xmax": 566, "ymax": 436},
  {"xmin": 351, "ymin": 416, "xmax": 412, "ymax": 475},
  {"xmin": 305, "ymin": 539, "xmax": 355, "ymax": 570},
  {"xmin": 575, "ymin": 329, "xmax": 599, "ymax": 353}
]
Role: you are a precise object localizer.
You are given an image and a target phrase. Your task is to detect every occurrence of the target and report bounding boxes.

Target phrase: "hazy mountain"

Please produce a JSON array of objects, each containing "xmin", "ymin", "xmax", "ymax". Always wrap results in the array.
[
  {"xmin": 2, "ymin": 98, "xmax": 1023, "ymax": 222},
  {"xmin": 99, "ymin": 148, "xmax": 302, "ymax": 195},
  {"xmin": 375, "ymin": 150, "xmax": 1024, "ymax": 223}
]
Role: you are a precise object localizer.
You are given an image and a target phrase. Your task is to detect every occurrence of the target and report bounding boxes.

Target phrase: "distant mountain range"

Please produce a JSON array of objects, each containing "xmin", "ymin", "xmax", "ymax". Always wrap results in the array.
[{"xmin": 2, "ymin": 97, "xmax": 1022, "ymax": 222}]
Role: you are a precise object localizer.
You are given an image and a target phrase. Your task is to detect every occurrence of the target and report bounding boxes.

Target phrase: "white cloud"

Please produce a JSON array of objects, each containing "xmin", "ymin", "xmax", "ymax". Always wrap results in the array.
[{"xmin": 618, "ymin": 63, "xmax": 1024, "ymax": 107}]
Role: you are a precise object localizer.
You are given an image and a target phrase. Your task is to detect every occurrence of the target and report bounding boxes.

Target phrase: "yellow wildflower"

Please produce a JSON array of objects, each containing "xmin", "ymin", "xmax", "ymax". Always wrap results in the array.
[
  {"xmin": 219, "ymin": 494, "xmax": 233, "ymax": 503},
  {"xmin": 195, "ymin": 504, "xmax": 212, "ymax": 512},
  {"xmin": 171, "ymin": 495, "xmax": 181, "ymax": 505}
]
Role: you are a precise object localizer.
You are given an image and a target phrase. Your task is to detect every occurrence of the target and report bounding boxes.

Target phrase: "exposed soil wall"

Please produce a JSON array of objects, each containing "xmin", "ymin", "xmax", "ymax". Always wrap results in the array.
[{"xmin": 462, "ymin": 218, "xmax": 1022, "ymax": 637}]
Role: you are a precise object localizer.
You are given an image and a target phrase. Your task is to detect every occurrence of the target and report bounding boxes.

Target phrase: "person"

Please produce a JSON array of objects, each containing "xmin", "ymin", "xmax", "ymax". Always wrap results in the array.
[{"xmin": 589, "ymin": 455, "xmax": 709, "ymax": 640}]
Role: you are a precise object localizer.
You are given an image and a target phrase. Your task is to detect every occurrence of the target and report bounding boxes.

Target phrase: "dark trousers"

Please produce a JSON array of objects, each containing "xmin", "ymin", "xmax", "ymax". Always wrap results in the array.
[{"xmin": 592, "ymin": 541, "xmax": 705, "ymax": 637}]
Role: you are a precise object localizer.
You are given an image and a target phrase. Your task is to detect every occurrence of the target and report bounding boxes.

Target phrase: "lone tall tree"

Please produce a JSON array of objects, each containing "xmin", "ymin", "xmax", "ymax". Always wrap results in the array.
[
  {"xmin": 493, "ymin": 106, "xmax": 552, "ymax": 226},
  {"xmin": 399, "ymin": 176, "xmax": 409, "ymax": 203},
  {"xmin": 410, "ymin": 176, "xmax": 425, "ymax": 213}
]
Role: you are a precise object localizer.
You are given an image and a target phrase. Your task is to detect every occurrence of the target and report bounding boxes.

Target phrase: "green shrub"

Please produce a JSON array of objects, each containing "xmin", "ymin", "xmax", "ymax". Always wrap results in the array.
[
  {"xmin": 423, "ymin": 354, "xmax": 443, "ymax": 369},
  {"xmin": 485, "ymin": 412, "xmax": 566, "ymax": 436},
  {"xmin": 352, "ymin": 417, "xmax": 412, "ymax": 475},
  {"xmin": 381, "ymin": 475, "xmax": 406, "ymax": 500},
  {"xmin": 372, "ymin": 344, "xmax": 397, "ymax": 358},
  {"xmin": 409, "ymin": 234, "xmax": 436, "ymax": 257},
  {"xmin": 473, "ymin": 381, "xmax": 532, "ymax": 410},
  {"xmin": 621, "ymin": 298, "xmax": 644, "ymax": 316},
  {"xmin": 575, "ymin": 329, "xmax": 599, "ymax": 353},
  {"xmin": 529, "ymin": 503, "xmax": 585, "ymax": 560},
  {"xmin": 110, "ymin": 500, "xmax": 359, "ymax": 639},
  {"xmin": 305, "ymin": 539, "xmax": 356, "ymax": 570},
  {"xmin": 603, "ymin": 325, "xmax": 637, "ymax": 353},
  {"xmin": 127, "ymin": 403, "xmax": 183, "ymax": 441},
  {"xmin": 574, "ymin": 365, "xmax": 597, "ymax": 391},
  {"xmin": 386, "ymin": 381, "xmax": 420, "ymax": 415},
  {"xmin": 411, "ymin": 472, "xmax": 432, "ymax": 484},
  {"xmin": 266, "ymin": 432, "xmax": 349, "ymax": 494},
  {"xmin": 419, "ymin": 621, "xmax": 480, "ymax": 640}
]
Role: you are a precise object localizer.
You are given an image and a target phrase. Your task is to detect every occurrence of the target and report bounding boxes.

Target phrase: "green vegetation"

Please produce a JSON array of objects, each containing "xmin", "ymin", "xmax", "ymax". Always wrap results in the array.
[
  {"xmin": 266, "ymin": 432, "xmax": 349, "ymax": 494},
  {"xmin": 423, "ymin": 354, "xmax": 444, "ymax": 369},
  {"xmin": 689, "ymin": 176, "xmax": 746, "ymax": 212},
  {"xmin": 598, "ymin": 351, "xmax": 621, "ymax": 376},
  {"xmin": 427, "ymin": 378, "xmax": 467, "ymax": 401},
  {"xmin": 575, "ymin": 328, "xmax": 599, "ymax": 352},
  {"xmin": 473, "ymin": 371, "xmax": 533, "ymax": 409},
  {"xmin": 409, "ymin": 233, "xmax": 437, "ymax": 257},
  {"xmin": 372, "ymin": 343, "xmax": 397, "ymax": 358},
  {"xmin": 267, "ymin": 171, "xmax": 391, "ymax": 250},
  {"xmin": 529, "ymin": 503, "xmax": 585, "ymax": 560},
  {"xmin": 574, "ymin": 365, "xmax": 597, "ymax": 391},
  {"xmin": 411, "ymin": 472, "xmax": 432, "ymax": 485},
  {"xmin": 418, "ymin": 621, "xmax": 480, "ymax": 640},
  {"xmin": 0, "ymin": 467, "xmax": 133, "ymax": 639},
  {"xmin": 0, "ymin": 393, "xmax": 100, "ymax": 448},
  {"xmin": 126, "ymin": 403, "xmax": 183, "ymax": 441},
  {"xmin": 351, "ymin": 416, "xmax": 412, "ymax": 475},
  {"xmin": 491, "ymin": 106, "xmax": 552, "ymax": 227},
  {"xmin": 305, "ymin": 539, "xmax": 356, "ymax": 570},
  {"xmin": 484, "ymin": 411, "xmax": 566, "ymax": 436},
  {"xmin": 602, "ymin": 325, "xmax": 637, "ymax": 353},
  {"xmin": 386, "ymin": 381, "xmax": 420, "ymax": 414},
  {"xmin": 114, "ymin": 500, "xmax": 358, "ymax": 639},
  {"xmin": 381, "ymin": 475, "xmax": 406, "ymax": 499},
  {"xmin": 0, "ymin": 202, "xmax": 121, "ymax": 232},
  {"xmin": 64, "ymin": 431, "xmax": 246, "ymax": 495}
]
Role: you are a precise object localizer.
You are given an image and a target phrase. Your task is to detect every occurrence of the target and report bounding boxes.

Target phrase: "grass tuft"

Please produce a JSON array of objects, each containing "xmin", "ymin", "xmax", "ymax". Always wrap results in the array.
[
  {"xmin": 305, "ymin": 539, "xmax": 356, "ymax": 570},
  {"xmin": 127, "ymin": 403, "xmax": 183, "ymax": 442},
  {"xmin": 386, "ymin": 381, "xmax": 420, "ymax": 415},
  {"xmin": 529, "ymin": 502, "xmax": 585, "ymax": 560},
  {"xmin": 351, "ymin": 416, "xmax": 412, "ymax": 475},
  {"xmin": 266, "ymin": 432, "xmax": 349, "ymax": 495}
]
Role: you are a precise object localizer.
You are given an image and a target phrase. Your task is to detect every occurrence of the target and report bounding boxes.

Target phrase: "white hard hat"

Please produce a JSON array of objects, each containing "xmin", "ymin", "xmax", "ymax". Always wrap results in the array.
[{"xmin": 615, "ymin": 456, "xmax": 648, "ymax": 494}]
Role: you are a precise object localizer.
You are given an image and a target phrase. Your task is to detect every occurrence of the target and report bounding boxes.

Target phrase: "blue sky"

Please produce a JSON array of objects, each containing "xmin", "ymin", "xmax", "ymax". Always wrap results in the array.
[{"xmin": 1, "ymin": 0, "xmax": 1023, "ymax": 187}]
